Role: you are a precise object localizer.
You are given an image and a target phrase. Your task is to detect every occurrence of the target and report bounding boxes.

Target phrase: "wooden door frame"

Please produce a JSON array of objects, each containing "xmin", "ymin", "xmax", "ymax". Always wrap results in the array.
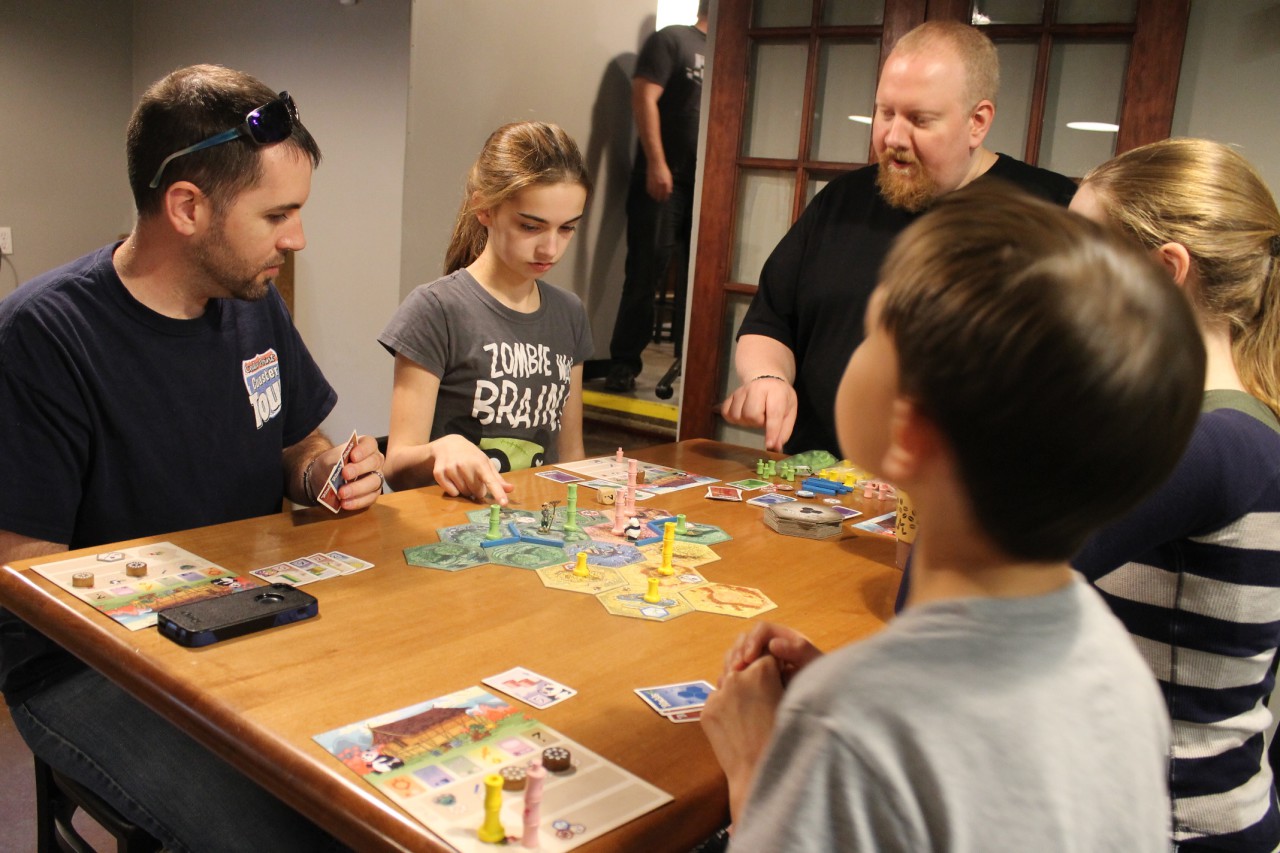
[{"xmin": 679, "ymin": 0, "xmax": 1187, "ymax": 441}]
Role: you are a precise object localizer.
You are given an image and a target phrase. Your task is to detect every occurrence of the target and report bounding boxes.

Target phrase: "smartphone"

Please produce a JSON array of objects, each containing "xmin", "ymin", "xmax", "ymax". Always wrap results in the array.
[{"xmin": 157, "ymin": 584, "xmax": 318, "ymax": 647}]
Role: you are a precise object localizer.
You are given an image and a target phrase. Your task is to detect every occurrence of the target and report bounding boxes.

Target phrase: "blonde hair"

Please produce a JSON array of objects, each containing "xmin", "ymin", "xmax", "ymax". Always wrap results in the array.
[
  {"xmin": 444, "ymin": 122, "xmax": 592, "ymax": 274},
  {"xmin": 891, "ymin": 21, "xmax": 999, "ymax": 108},
  {"xmin": 1082, "ymin": 138, "xmax": 1280, "ymax": 419}
]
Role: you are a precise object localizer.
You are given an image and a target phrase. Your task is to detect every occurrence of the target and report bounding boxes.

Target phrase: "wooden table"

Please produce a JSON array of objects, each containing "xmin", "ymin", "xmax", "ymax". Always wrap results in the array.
[{"xmin": 0, "ymin": 440, "xmax": 900, "ymax": 852}]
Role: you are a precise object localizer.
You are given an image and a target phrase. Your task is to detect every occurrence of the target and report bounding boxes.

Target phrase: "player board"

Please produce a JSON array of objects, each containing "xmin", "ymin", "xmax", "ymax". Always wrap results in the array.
[
  {"xmin": 314, "ymin": 686, "xmax": 672, "ymax": 852},
  {"xmin": 29, "ymin": 542, "xmax": 258, "ymax": 631},
  {"xmin": 554, "ymin": 456, "xmax": 718, "ymax": 496}
]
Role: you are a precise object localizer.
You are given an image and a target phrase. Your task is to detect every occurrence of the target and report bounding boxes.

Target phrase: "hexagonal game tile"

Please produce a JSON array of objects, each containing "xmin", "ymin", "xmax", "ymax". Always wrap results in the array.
[
  {"xmin": 403, "ymin": 542, "xmax": 490, "ymax": 572},
  {"xmin": 649, "ymin": 518, "xmax": 732, "ymax": 547},
  {"xmin": 598, "ymin": 588, "xmax": 693, "ymax": 622},
  {"xmin": 618, "ymin": 563, "xmax": 707, "ymax": 594},
  {"xmin": 536, "ymin": 562, "xmax": 626, "ymax": 595},
  {"xmin": 636, "ymin": 541, "xmax": 721, "ymax": 572},
  {"xmin": 464, "ymin": 507, "xmax": 539, "ymax": 527},
  {"xmin": 581, "ymin": 520, "xmax": 631, "ymax": 544},
  {"xmin": 486, "ymin": 542, "xmax": 568, "ymax": 570},
  {"xmin": 681, "ymin": 583, "xmax": 777, "ymax": 618},
  {"xmin": 435, "ymin": 523, "xmax": 490, "ymax": 548},
  {"xmin": 565, "ymin": 540, "xmax": 645, "ymax": 568}
]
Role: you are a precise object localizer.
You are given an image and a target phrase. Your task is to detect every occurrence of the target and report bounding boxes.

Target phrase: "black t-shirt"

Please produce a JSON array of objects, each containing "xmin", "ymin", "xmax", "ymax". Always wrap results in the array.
[
  {"xmin": 0, "ymin": 243, "xmax": 336, "ymax": 704},
  {"xmin": 737, "ymin": 154, "xmax": 1078, "ymax": 455},
  {"xmin": 634, "ymin": 23, "xmax": 706, "ymax": 180}
]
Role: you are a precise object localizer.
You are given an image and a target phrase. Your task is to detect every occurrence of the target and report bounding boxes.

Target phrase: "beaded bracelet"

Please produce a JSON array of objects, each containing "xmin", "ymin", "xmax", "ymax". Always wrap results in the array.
[
  {"xmin": 301, "ymin": 456, "xmax": 319, "ymax": 505},
  {"xmin": 751, "ymin": 374, "xmax": 788, "ymax": 384}
]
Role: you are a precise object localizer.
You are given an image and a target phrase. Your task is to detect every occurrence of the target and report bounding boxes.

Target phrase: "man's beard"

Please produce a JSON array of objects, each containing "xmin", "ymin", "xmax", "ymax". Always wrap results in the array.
[
  {"xmin": 876, "ymin": 147, "xmax": 939, "ymax": 213},
  {"xmin": 193, "ymin": 216, "xmax": 281, "ymax": 302}
]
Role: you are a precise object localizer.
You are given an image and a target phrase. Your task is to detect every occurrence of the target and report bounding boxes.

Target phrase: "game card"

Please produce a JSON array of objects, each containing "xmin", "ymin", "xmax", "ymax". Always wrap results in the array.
[
  {"xmin": 852, "ymin": 511, "xmax": 897, "ymax": 537},
  {"xmin": 579, "ymin": 479, "xmax": 656, "ymax": 500},
  {"xmin": 326, "ymin": 550, "xmax": 375, "ymax": 574},
  {"xmin": 634, "ymin": 680, "xmax": 715, "ymax": 716},
  {"xmin": 665, "ymin": 709, "xmax": 702, "ymax": 723},
  {"xmin": 706, "ymin": 486, "xmax": 742, "ymax": 502},
  {"xmin": 482, "ymin": 666, "xmax": 577, "ymax": 708},
  {"xmin": 250, "ymin": 563, "xmax": 316, "ymax": 586},
  {"xmin": 536, "ymin": 470, "xmax": 585, "ymax": 484},
  {"xmin": 747, "ymin": 493, "xmax": 797, "ymax": 508},
  {"xmin": 727, "ymin": 478, "xmax": 771, "ymax": 491},
  {"xmin": 316, "ymin": 429, "xmax": 358, "ymax": 513},
  {"xmin": 828, "ymin": 505, "xmax": 864, "ymax": 520}
]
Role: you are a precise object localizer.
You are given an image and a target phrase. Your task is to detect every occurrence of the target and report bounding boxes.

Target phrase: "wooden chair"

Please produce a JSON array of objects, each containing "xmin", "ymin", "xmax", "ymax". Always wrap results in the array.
[{"xmin": 34, "ymin": 755, "xmax": 162, "ymax": 853}]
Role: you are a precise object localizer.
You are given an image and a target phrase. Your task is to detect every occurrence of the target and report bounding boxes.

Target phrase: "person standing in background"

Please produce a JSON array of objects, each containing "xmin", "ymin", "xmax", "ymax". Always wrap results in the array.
[{"xmin": 603, "ymin": 0, "xmax": 708, "ymax": 392}]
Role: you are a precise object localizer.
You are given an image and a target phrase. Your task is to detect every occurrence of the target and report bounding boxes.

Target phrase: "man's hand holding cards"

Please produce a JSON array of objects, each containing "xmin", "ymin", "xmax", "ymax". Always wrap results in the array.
[{"xmin": 312, "ymin": 430, "xmax": 385, "ymax": 513}]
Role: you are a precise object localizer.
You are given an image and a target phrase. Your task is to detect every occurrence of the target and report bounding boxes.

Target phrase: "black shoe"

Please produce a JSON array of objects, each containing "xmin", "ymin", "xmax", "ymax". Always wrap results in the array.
[{"xmin": 604, "ymin": 364, "xmax": 637, "ymax": 392}]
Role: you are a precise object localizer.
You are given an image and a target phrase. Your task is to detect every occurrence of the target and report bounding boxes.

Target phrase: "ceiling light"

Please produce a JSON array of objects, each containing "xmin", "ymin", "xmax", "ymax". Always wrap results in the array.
[{"xmin": 1066, "ymin": 121, "xmax": 1119, "ymax": 132}]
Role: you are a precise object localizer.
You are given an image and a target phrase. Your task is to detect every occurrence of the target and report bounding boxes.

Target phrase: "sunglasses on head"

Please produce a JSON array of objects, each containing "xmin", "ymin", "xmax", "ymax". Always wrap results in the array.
[{"xmin": 148, "ymin": 91, "xmax": 298, "ymax": 189}]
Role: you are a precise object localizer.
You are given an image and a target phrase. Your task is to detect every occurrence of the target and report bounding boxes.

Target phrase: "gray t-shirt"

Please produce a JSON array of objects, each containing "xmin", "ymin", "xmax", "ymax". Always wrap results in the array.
[
  {"xmin": 730, "ymin": 577, "xmax": 1171, "ymax": 853},
  {"xmin": 379, "ymin": 270, "xmax": 592, "ymax": 471}
]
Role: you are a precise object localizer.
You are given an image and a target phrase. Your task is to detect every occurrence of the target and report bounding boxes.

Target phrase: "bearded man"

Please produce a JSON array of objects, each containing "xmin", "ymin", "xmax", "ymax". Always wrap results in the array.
[{"xmin": 722, "ymin": 21, "xmax": 1077, "ymax": 455}]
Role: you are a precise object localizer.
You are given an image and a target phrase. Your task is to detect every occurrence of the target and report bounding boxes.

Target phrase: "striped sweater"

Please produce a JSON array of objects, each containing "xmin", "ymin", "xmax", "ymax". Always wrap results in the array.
[{"xmin": 1075, "ymin": 391, "xmax": 1280, "ymax": 852}]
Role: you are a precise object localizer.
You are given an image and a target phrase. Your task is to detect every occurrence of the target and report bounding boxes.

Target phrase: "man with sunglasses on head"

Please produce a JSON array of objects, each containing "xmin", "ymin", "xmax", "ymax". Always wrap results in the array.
[{"xmin": 0, "ymin": 65, "xmax": 381, "ymax": 851}]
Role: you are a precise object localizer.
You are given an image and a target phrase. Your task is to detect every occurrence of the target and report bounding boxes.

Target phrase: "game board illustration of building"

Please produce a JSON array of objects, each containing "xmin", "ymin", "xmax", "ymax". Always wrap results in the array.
[{"xmin": 315, "ymin": 687, "xmax": 671, "ymax": 852}]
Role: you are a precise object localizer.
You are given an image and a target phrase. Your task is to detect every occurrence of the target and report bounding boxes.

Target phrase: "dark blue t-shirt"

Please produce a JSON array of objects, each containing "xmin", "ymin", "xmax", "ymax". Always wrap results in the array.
[{"xmin": 0, "ymin": 243, "xmax": 336, "ymax": 703}]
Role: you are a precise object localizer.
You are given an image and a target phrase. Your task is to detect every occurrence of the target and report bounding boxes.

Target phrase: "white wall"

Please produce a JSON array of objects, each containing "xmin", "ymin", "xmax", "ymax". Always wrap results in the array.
[
  {"xmin": 0, "ymin": 0, "xmax": 134, "ymax": 296},
  {"xmin": 2, "ymin": 0, "xmax": 1275, "ymax": 451},
  {"xmin": 131, "ymin": 0, "xmax": 411, "ymax": 441},
  {"xmin": 1173, "ymin": 0, "xmax": 1280, "ymax": 193},
  {"xmin": 401, "ymin": 0, "xmax": 662, "ymax": 359}
]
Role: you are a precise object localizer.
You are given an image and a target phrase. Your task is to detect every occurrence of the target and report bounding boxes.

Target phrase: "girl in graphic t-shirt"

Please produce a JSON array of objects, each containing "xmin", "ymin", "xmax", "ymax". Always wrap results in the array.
[{"xmin": 379, "ymin": 122, "xmax": 593, "ymax": 505}]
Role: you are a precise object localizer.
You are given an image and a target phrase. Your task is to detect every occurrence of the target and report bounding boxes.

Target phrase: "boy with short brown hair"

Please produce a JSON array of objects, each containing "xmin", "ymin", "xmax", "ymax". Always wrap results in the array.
[{"xmin": 703, "ymin": 184, "xmax": 1203, "ymax": 851}]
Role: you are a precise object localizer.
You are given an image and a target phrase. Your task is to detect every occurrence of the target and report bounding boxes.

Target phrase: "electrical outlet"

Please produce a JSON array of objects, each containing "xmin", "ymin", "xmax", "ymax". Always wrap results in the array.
[{"xmin": 0, "ymin": 227, "xmax": 11, "ymax": 256}]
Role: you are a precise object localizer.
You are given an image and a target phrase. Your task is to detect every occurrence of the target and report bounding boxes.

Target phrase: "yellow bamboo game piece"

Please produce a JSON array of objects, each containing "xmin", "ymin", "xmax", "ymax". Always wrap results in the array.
[
  {"xmin": 658, "ymin": 522, "xmax": 676, "ymax": 576},
  {"xmin": 644, "ymin": 576, "xmax": 662, "ymax": 604},
  {"xmin": 477, "ymin": 773, "xmax": 505, "ymax": 843}
]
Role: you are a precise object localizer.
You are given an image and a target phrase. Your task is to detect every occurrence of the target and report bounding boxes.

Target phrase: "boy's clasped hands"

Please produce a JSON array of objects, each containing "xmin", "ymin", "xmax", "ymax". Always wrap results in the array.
[{"xmin": 702, "ymin": 622, "xmax": 824, "ymax": 822}]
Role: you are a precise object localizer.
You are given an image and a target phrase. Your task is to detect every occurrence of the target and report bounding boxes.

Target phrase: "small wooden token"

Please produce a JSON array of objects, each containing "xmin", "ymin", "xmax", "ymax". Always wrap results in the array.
[
  {"xmin": 125, "ymin": 561, "xmax": 148, "ymax": 577},
  {"xmin": 541, "ymin": 746, "xmax": 571, "ymax": 772},
  {"xmin": 499, "ymin": 765, "xmax": 527, "ymax": 791},
  {"xmin": 72, "ymin": 572, "xmax": 94, "ymax": 588}
]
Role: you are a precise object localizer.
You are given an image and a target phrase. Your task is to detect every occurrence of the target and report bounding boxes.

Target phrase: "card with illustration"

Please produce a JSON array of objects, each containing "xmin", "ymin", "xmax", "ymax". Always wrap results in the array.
[
  {"xmin": 851, "ymin": 511, "xmax": 897, "ymax": 537},
  {"xmin": 317, "ymin": 429, "xmax": 358, "ymax": 513},
  {"xmin": 326, "ymin": 550, "xmax": 375, "ymax": 574},
  {"xmin": 555, "ymin": 456, "xmax": 718, "ymax": 496},
  {"xmin": 727, "ymin": 478, "xmax": 771, "ymax": 491},
  {"xmin": 634, "ymin": 680, "xmax": 715, "ymax": 716},
  {"xmin": 665, "ymin": 709, "xmax": 702, "ymax": 723},
  {"xmin": 580, "ymin": 479, "xmax": 655, "ymax": 500},
  {"xmin": 536, "ymin": 470, "xmax": 585, "ymax": 484},
  {"xmin": 482, "ymin": 666, "xmax": 577, "ymax": 708},
  {"xmin": 746, "ymin": 493, "xmax": 797, "ymax": 508},
  {"xmin": 705, "ymin": 486, "xmax": 742, "ymax": 502}
]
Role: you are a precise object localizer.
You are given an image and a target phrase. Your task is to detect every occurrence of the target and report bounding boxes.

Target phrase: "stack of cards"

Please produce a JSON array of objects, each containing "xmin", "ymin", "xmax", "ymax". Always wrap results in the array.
[
  {"xmin": 482, "ymin": 666, "xmax": 577, "ymax": 709},
  {"xmin": 635, "ymin": 680, "xmax": 715, "ymax": 723},
  {"xmin": 763, "ymin": 503, "xmax": 847, "ymax": 540},
  {"xmin": 316, "ymin": 430, "xmax": 358, "ymax": 513},
  {"xmin": 251, "ymin": 551, "xmax": 374, "ymax": 586}
]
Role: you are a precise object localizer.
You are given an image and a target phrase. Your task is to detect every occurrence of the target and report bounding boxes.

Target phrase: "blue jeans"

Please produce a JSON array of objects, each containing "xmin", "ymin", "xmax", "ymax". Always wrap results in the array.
[{"xmin": 11, "ymin": 667, "xmax": 347, "ymax": 852}]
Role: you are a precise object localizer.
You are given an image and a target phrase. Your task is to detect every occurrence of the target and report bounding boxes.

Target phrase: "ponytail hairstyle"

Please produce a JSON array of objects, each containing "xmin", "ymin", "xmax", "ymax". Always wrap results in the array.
[
  {"xmin": 1081, "ymin": 138, "xmax": 1280, "ymax": 419},
  {"xmin": 444, "ymin": 122, "xmax": 592, "ymax": 275}
]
